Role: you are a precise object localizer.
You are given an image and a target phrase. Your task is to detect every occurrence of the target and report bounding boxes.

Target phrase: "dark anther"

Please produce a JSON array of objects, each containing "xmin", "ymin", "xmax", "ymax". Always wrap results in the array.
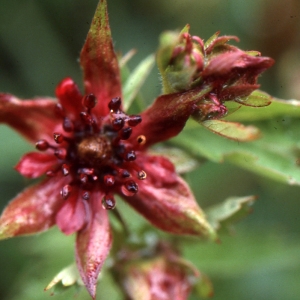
[
  {"xmin": 124, "ymin": 180, "xmax": 138, "ymax": 193},
  {"xmin": 36, "ymin": 140, "xmax": 49, "ymax": 151},
  {"xmin": 104, "ymin": 174, "xmax": 115, "ymax": 186},
  {"xmin": 108, "ymin": 97, "xmax": 121, "ymax": 112},
  {"xmin": 128, "ymin": 115, "xmax": 142, "ymax": 127},
  {"xmin": 82, "ymin": 191, "xmax": 90, "ymax": 200},
  {"xmin": 102, "ymin": 194, "xmax": 116, "ymax": 210},
  {"xmin": 124, "ymin": 150, "xmax": 136, "ymax": 161},
  {"xmin": 80, "ymin": 173, "xmax": 88, "ymax": 184},
  {"xmin": 63, "ymin": 117, "xmax": 74, "ymax": 132},
  {"xmin": 60, "ymin": 184, "xmax": 72, "ymax": 200},
  {"xmin": 119, "ymin": 169, "xmax": 130, "ymax": 178},
  {"xmin": 112, "ymin": 117, "xmax": 125, "ymax": 131},
  {"xmin": 78, "ymin": 168, "xmax": 95, "ymax": 175},
  {"xmin": 119, "ymin": 127, "xmax": 132, "ymax": 140},
  {"xmin": 53, "ymin": 133, "xmax": 64, "ymax": 144},
  {"xmin": 82, "ymin": 94, "xmax": 97, "ymax": 109},
  {"xmin": 61, "ymin": 164, "xmax": 70, "ymax": 176}
]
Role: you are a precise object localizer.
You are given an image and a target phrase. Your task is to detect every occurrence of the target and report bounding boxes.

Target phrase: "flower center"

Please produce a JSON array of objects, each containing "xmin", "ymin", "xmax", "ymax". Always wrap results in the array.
[{"xmin": 35, "ymin": 81, "xmax": 147, "ymax": 210}]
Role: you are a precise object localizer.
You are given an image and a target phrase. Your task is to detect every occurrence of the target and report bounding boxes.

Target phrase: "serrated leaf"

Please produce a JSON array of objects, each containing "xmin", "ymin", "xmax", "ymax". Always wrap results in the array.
[
  {"xmin": 123, "ymin": 54, "xmax": 155, "ymax": 111},
  {"xmin": 201, "ymin": 119, "xmax": 260, "ymax": 141},
  {"xmin": 234, "ymin": 90, "xmax": 272, "ymax": 107},
  {"xmin": 206, "ymin": 196, "xmax": 256, "ymax": 233}
]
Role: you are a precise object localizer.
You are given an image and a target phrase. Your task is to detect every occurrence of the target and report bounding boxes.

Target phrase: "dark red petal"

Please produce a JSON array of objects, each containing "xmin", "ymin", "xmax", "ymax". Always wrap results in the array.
[
  {"xmin": 76, "ymin": 190, "xmax": 112, "ymax": 299},
  {"xmin": 55, "ymin": 190, "xmax": 87, "ymax": 235},
  {"xmin": 55, "ymin": 77, "xmax": 83, "ymax": 117},
  {"xmin": 0, "ymin": 93, "xmax": 61, "ymax": 143},
  {"xmin": 15, "ymin": 152, "xmax": 58, "ymax": 178},
  {"xmin": 129, "ymin": 88, "xmax": 211, "ymax": 148},
  {"xmin": 219, "ymin": 84, "xmax": 260, "ymax": 101},
  {"xmin": 122, "ymin": 155, "xmax": 216, "ymax": 239},
  {"xmin": 80, "ymin": 0, "xmax": 122, "ymax": 117},
  {"xmin": 0, "ymin": 176, "xmax": 67, "ymax": 239}
]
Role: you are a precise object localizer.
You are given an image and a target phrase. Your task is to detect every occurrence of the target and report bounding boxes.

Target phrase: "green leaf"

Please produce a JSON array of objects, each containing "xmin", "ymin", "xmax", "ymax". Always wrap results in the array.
[
  {"xmin": 234, "ymin": 90, "xmax": 272, "ymax": 107},
  {"xmin": 193, "ymin": 272, "xmax": 214, "ymax": 298},
  {"xmin": 204, "ymin": 31, "xmax": 220, "ymax": 50},
  {"xmin": 201, "ymin": 119, "xmax": 260, "ymax": 141},
  {"xmin": 123, "ymin": 54, "xmax": 155, "ymax": 111},
  {"xmin": 206, "ymin": 196, "xmax": 256, "ymax": 233}
]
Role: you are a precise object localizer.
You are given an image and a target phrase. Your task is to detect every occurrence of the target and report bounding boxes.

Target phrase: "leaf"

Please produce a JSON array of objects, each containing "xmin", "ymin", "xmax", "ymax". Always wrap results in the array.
[
  {"xmin": 204, "ymin": 31, "xmax": 220, "ymax": 50},
  {"xmin": 206, "ymin": 196, "xmax": 256, "ymax": 233},
  {"xmin": 201, "ymin": 119, "xmax": 260, "ymax": 141},
  {"xmin": 234, "ymin": 90, "xmax": 272, "ymax": 107},
  {"xmin": 123, "ymin": 54, "xmax": 155, "ymax": 111}
]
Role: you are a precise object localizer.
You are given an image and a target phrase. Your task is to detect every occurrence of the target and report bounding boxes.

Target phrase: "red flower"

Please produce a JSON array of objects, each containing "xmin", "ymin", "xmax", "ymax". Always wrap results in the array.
[{"xmin": 0, "ymin": 1, "xmax": 215, "ymax": 298}]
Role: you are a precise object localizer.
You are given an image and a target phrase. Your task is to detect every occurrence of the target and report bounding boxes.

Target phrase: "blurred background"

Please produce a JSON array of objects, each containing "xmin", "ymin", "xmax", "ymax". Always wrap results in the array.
[{"xmin": 0, "ymin": 0, "xmax": 300, "ymax": 299}]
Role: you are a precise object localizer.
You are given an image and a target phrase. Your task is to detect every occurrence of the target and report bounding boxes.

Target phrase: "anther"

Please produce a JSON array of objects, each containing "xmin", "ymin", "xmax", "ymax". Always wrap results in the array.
[
  {"xmin": 121, "ymin": 180, "xmax": 138, "ymax": 196},
  {"xmin": 60, "ymin": 184, "xmax": 72, "ymax": 200},
  {"xmin": 61, "ymin": 164, "xmax": 70, "ymax": 176},
  {"xmin": 137, "ymin": 170, "xmax": 147, "ymax": 180},
  {"xmin": 82, "ymin": 94, "xmax": 97, "ymax": 109},
  {"xmin": 119, "ymin": 169, "xmax": 131, "ymax": 178},
  {"xmin": 124, "ymin": 150, "xmax": 136, "ymax": 162},
  {"xmin": 36, "ymin": 140, "xmax": 49, "ymax": 151},
  {"xmin": 112, "ymin": 117, "xmax": 125, "ymax": 131},
  {"xmin": 63, "ymin": 117, "xmax": 74, "ymax": 132},
  {"xmin": 80, "ymin": 173, "xmax": 88, "ymax": 184},
  {"xmin": 128, "ymin": 115, "xmax": 142, "ymax": 127},
  {"xmin": 54, "ymin": 103, "xmax": 65, "ymax": 118},
  {"xmin": 53, "ymin": 133, "xmax": 64, "ymax": 144},
  {"xmin": 82, "ymin": 191, "xmax": 90, "ymax": 200},
  {"xmin": 119, "ymin": 127, "xmax": 132, "ymax": 140},
  {"xmin": 137, "ymin": 135, "xmax": 146, "ymax": 145},
  {"xmin": 108, "ymin": 97, "xmax": 122, "ymax": 112},
  {"xmin": 78, "ymin": 168, "xmax": 95, "ymax": 175},
  {"xmin": 104, "ymin": 174, "xmax": 115, "ymax": 186},
  {"xmin": 54, "ymin": 148, "xmax": 67, "ymax": 159},
  {"xmin": 102, "ymin": 194, "xmax": 116, "ymax": 210}
]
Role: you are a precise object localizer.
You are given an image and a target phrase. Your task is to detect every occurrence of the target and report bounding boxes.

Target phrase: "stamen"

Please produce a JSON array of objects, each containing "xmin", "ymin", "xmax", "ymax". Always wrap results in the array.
[
  {"xmin": 124, "ymin": 150, "xmax": 136, "ymax": 161},
  {"xmin": 82, "ymin": 94, "xmax": 97, "ymax": 109},
  {"xmin": 60, "ymin": 184, "xmax": 72, "ymax": 200},
  {"xmin": 63, "ymin": 117, "xmax": 74, "ymax": 132},
  {"xmin": 104, "ymin": 174, "xmax": 115, "ymax": 186},
  {"xmin": 78, "ymin": 168, "xmax": 95, "ymax": 175},
  {"xmin": 80, "ymin": 112, "xmax": 93, "ymax": 125},
  {"xmin": 61, "ymin": 164, "xmax": 70, "ymax": 176},
  {"xmin": 108, "ymin": 97, "xmax": 121, "ymax": 112},
  {"xmin": 82, "ymin": 191, "xmax": 90, "ymax": 200},
  {"xmin": 112, "ymin": 117, "xmax": 125, "ymax": 131},
  {"xmin": 102, "ymin": 194, "xmax": 116, "ymax": 210},
  {"xmin": 121, "ymin": 180, "xmax": 138, "ymax": 196},
  {"xmin": 36, "ymin": 140, "xmax": 49, "ymax": 151},
  {"xmin": 119, "ymin": 127, "xmax": 132, "ymax": 140},
  {"xmin": 118, "ymin": 169, "xmax": 131, "ymax": 178},
  {"xmin": 80, "ymin": 173, "xmax": 88, "ymax": 184},
  {"xmin": 137, "ymin": 135, "xmax": 146, "ymax": 145},
  {"xmin": 53, "ymin": 133, "xmax": 64, "ymax": 144},
  {"xmin": 137, "ymin": 170, "xmax": 147, "ymax": 180},
  {"xmin": 128, "ymin": 115, "xmax": 142, "ymax": 127}
]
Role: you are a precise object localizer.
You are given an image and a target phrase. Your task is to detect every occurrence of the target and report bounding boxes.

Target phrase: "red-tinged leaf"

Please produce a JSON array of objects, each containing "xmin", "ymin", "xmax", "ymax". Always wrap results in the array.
[
  {"xmin": 201, "ymin": 119, "xmax": 260, "ymax": 141},
  {"xmin": 80, "ymin": 0, "xmax": 122, "ymax": 117},
  {"xmin": 123, "ymin": 155, "xmax": 217, "ymax": 240},
  {"xmin": 234, "ymin": 90, "xmax": 272, "ymax": 107},
  {"xmin": 204, "ymin": 31, "xmax": 220, "ymax": 50},
  {"xmin": 76, "ymin": 191, "xmax": 112, "ymax": 299},
  {"xmin": 15, "ymin": 152, "xmax": 58, "ymax": 178},
  {"xmin": 0, "ymin": 93, "xmax": 61, "ymax": 143},
  {"xmin": 0, "ymin": 176, "xmax": 67, "ymax": 240},
  {"xmin": 220, "ymin": 84, "xmax": 260, "ymax": 102},
  {"xmin": 56, "ymin": 190, "xmax": 87, "ymax": 235},
  {"xmin": 129, "ymin": 86, "xmax": 212, "ymax": 148},
  {"xmin": 205, "ymin": 35, "xmax": 239, "ymax": 54}
]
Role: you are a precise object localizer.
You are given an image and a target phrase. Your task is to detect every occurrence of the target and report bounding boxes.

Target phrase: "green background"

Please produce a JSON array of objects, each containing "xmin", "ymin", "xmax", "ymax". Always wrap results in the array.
[{"xmin": 0, "ymin": 0, "xmax": 300, "ymax": 299}]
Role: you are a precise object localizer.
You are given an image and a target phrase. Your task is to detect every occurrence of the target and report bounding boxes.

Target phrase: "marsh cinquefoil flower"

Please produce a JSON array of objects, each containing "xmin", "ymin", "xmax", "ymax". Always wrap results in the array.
[{"xmin": 0, "ymin": 0, "xmax": 273, "ymax": 298}]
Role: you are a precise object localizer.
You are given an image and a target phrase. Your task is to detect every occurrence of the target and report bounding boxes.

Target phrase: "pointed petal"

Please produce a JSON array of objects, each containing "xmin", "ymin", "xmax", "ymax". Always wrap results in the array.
[
  {"xmin": 0, "ymin": 176, "xmax": 66, "ymax": 240},
  {"xmin": 15, "ymin": 152, "xmax": 58, "ymax": 178},
  {"xmin": 76, "ymin": 190, "xmax": 112, "ymax": 299},
  {"xmin": 129, "ymin": 86, "xmax": 212, "ymax": 148},
  {"xmin": 80, "ymin": 0, "xmax": 122, "ymax": 117},
  {"xmin": 123, "ymin": 155, "xmax": 216, "ymax": 240},
  {"xmin": 0, "ymin": 93, "xmax": 60, "ymax": 143},
  {"xmin": 56, "ymin": 190, "xmax": 87, "ymax": 235}
]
